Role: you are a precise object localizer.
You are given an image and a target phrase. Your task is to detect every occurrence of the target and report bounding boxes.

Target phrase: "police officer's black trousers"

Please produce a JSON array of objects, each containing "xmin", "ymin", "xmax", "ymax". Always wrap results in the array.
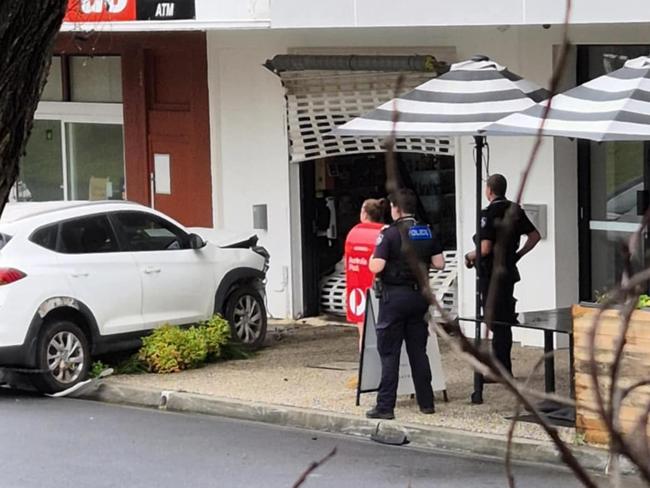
[
  {"xmin": 481, "ymin": 279, "xmax": 516, "ymax": 375},
  {"xmin": 375, "ymin": 287, "xmax": 434, "ymax": 413}
]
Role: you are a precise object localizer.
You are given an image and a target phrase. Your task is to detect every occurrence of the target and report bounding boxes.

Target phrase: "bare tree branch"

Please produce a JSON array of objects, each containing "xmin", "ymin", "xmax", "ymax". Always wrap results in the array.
[{"xmin": 292, "ymin": 447, "xmax": 337, "ymax": 488}]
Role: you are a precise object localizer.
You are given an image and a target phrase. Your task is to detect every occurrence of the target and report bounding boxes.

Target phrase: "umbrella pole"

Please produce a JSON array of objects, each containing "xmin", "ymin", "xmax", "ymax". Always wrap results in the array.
[{"xmin": 471, "ymin": 135, "xmax": 485, "ymax": 405}]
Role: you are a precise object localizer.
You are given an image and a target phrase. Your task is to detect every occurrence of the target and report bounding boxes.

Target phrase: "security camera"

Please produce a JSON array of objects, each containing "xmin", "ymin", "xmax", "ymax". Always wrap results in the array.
[{"xmin": 542, "ymin": 24, "xmax": 551, "ymax": 29}]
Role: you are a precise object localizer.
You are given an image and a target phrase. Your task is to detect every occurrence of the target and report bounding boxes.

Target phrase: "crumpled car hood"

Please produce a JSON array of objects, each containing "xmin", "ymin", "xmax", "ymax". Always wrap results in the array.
[{"xmin": 187, "ymin": 227, "xmax": 258, "ymax": 248}]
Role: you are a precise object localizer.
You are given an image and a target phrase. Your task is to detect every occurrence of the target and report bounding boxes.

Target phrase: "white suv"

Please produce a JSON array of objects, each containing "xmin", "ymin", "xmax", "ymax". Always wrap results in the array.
[{"xmin": 0, "ymin": 201, "xmax": 269, "ymax": 393}]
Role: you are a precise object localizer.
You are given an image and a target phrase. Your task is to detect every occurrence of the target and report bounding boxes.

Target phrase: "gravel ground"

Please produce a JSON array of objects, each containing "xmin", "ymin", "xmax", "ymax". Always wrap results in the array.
[{"xmin": 109, "ymin": 320, "xmax": 576, "ymax": 444}]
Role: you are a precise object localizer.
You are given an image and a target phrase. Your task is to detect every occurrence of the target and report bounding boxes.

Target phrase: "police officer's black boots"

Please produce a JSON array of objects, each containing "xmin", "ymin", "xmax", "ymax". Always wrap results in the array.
[{"xmin": 365, "ymin": 407, "xmax": 395, "ymax": 420}]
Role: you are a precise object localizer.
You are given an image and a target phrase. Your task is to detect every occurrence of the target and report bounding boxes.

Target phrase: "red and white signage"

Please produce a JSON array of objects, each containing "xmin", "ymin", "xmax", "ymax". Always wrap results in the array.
[
  {"xmin": 344, "ymin": 222, "xmax": 383, "ymax": 326},
  {"xmin": 65, "ymin": 0, "xmax": 136, "ymax": 22}
]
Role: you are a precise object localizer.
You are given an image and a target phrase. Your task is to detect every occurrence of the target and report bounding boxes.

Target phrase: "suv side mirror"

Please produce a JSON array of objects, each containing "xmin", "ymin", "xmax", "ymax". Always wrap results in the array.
[{"xmin": 188, "ymin": 233, "xmax": 206, "ymax": 250}]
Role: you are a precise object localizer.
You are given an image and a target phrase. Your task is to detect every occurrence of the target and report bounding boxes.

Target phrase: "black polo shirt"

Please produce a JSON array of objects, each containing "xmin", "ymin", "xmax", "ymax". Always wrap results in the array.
[{"xmin": 476, "ymin": 197, "xmax": 536, "ymax": 283}]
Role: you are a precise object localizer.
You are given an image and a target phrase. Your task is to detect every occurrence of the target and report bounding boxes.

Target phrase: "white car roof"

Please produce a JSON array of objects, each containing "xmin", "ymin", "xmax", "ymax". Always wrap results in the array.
[{"xmin": 0, "ymin": 201, "xmax": 151, "ymax": 233}]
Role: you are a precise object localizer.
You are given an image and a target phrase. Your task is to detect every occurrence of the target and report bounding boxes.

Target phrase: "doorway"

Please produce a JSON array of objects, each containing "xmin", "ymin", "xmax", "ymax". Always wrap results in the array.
[
  {"xmin": 299, "ymin": 151, "xmax": 456, "ymax": 316},
  {"xmin": 578, "ymin": 45, "xmax": 650, "ymax": 300}
]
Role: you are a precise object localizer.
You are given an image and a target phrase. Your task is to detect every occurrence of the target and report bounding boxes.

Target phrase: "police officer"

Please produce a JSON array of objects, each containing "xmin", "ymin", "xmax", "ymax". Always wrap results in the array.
[
  {"xmin": 367, "ymin": 188, "xmax": 445, "ymax": 419},
  {"xmin": 464, "ymin": 174, "xmax": 540, "ymax": 376}
]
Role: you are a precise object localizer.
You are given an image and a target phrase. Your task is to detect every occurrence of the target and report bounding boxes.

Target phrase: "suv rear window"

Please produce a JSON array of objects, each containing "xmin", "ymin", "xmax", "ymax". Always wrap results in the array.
[
  {"xmin": 0, "ymin": 233, "xmax": 11, "ymax": 251},
  {"xmin": 31, "ymin": 225, "xmax": 58, "ymax": 251}
]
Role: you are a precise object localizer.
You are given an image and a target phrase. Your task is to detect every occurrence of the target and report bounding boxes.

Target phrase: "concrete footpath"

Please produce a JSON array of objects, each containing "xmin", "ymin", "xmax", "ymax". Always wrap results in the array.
[{"xmin": 78, "ymin": 320, "xmax": 626, "ymax": 475}]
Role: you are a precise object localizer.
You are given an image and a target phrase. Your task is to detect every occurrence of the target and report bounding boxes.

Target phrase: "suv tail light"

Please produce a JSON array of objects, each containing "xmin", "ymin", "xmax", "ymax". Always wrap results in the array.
[{"xmin": 0, "ymin": 268, "xmax": 26, "ymax": 285}]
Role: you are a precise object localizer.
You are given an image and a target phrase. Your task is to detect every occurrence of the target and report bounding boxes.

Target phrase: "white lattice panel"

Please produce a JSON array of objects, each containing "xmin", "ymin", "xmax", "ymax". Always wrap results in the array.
[
  {"xmin": 429, "ymin": 251, "xmax": 458, "ymax": 320},
  {"xmin": 281, "ymin": 71, "xmax": 454, "ymax": 163},
  {"xmin": 319, "ymin": 251, "xmax": 458, "ymax": 318},
  {"xmin": 320, "ymin": 271, "xmax": 347, "ymax": 316}
]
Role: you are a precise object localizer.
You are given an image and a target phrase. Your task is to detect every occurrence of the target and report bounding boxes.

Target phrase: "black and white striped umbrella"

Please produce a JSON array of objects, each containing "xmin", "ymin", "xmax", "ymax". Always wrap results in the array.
[
  {"xmin": 332, "ymin": 56, "xmax": 548, "ymax": 137},
  {"xmin": 486, "ymin": 56, "xmax": 650, "ymax": 141}
]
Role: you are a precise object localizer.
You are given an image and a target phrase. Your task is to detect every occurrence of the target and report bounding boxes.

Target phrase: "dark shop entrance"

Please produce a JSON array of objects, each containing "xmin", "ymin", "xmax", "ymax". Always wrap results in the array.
[{"xmin": 299, "ymin": 151, "xmax": 456, "ymax": 316}]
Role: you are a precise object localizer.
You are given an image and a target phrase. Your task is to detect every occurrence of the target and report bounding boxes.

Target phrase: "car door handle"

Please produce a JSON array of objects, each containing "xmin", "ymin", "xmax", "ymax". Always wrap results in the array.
[
  {"xmin": 144, "ymin": 267, "xmax": 161, "ymax": 274},
  {"xmin": 70, "ymin": 271, "xmax": 89, "ymax": 278}
]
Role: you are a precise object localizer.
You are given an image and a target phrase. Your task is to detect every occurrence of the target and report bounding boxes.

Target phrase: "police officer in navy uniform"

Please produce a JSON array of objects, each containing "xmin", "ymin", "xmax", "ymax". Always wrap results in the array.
[
  {"xmin": 367, "ymin": 188, "xmax": 445, "ymax": 420},
  {"xmin": 464, "ymin": 174, "xmax": 541, "ymax": 375}
]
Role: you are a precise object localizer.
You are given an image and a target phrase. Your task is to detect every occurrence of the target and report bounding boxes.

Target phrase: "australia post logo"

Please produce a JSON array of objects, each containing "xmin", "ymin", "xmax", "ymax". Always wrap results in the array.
[
  {"xmin": 65, "ymin": 0, "xmax": 136, "ymax": 22},
  {"xmin": 348, "ymin": 288, "xmax": 366, "ymax": 318}
]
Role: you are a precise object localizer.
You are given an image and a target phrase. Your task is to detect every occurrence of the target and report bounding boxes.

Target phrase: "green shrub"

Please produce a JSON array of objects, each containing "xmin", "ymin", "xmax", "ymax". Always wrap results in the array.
[
  {"xmin": 200, "ymin": 315, "xmax": 231, "ymax": 359},
  {"xmin": 137, "ymin": 316, "xmax": 232, "ymax": 373},
  {"xmin": 114, "ymin": 354, "xmax": 148, "ymax": 375},
  {"xmin": 90, "ymin": 360, "xmax": 109, "ymax": 378}
]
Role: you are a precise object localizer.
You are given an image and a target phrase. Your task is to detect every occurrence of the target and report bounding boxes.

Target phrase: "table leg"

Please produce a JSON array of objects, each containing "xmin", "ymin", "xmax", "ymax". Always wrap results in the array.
[
  {"xmin": 544, "ymin": 330, "xmax": 556, "ymax": 393},
  {"xmin": 471, "ymin": 320, "xmax": 484, "ymax": 404},
  {"xmin": 569, "ymin": 333, "xmax": 575, "ymax": 400}
]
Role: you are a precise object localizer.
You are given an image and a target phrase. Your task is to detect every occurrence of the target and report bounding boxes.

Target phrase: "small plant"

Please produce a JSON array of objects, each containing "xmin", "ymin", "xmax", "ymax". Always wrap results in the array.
[
  {"xmin": 573, "ymin": 432, "xmax": 587, "ymax": 446},
  {"xmin": 637, "ymin": 294, "xmax": 650, "ymax": 309},
  {"xmin": 593, "ymin": 288, "xmax": 612, "ymax": 304},
  {"xmin": 138, "ymin": 315, "xmax": 232, "ymax": 373},
  {"xmin": 114, "ymin": 354, "xmax": 148, "ymax": 375},
  {"xmin": 89, "ymin": 360, "xmax": 109, "ymax": 378}
]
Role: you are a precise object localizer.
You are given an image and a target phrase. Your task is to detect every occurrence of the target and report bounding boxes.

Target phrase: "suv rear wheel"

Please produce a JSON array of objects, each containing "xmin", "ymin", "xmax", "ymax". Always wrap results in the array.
[
  {"xmin": 225, "ymin": 286, "xmax": 267, "ymax": 350},
  {"xmin": 32, "ymin": 320, "xmax": 90, "ymax": 394}
]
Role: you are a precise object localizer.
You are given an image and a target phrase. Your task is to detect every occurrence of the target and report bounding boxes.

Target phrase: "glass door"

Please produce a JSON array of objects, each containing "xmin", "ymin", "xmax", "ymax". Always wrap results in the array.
[
  {"xmin": 66, "ymin": 122, "xmax": 125, "ymax": 200},
  {"xmin": 578, "ymin": 45, "xmax": 650, "ymax": 299},
  {"xmin": 588, "ymin": 141, "xmax": 647, "ymax": 295},
  {"xmin": 16, "ymin": 120, "xmax": 64, "ymax": 201}
]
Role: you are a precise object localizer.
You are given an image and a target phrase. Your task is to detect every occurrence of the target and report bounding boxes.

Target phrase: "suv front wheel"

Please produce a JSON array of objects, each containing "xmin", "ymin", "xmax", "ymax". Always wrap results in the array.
[
  {"xmin": 32, "ymin": 320, "xmax": 91, "ymax": 394},
  {"xmin": 225, "ymin": 286, "xmax": 267, "ymax": 350}
]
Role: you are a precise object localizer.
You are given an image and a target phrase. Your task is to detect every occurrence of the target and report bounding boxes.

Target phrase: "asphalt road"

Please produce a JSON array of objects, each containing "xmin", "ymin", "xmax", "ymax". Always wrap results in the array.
[{"xmin": 0, "ymin": 388, "xmax": 602, "ymax": 488}]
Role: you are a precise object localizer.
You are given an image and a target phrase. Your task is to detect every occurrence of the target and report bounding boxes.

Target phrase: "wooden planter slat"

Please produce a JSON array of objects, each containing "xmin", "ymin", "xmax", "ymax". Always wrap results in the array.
[{"xmin": 572, "ymin": 304, "xmax": 650, "ymax": 446}]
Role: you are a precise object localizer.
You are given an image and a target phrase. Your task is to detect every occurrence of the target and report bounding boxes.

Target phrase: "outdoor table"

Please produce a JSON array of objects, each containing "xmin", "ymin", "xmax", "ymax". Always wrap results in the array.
[{"xmin": 458, "ymin": 307, "xmax": 574, "ymax": 398}]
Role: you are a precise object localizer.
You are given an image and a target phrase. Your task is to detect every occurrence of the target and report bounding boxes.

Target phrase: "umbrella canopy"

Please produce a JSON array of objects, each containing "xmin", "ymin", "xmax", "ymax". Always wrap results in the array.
[
  {"xmin": 486, "ymin": 56, "xmax": 650, "ymax": 141},
  {"xmin": 332, "ymin": 55, "xmax": 548, "ymax": 137}
]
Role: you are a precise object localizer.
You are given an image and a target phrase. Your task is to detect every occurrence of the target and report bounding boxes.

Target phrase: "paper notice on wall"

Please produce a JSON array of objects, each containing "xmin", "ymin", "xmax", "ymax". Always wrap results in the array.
[
  {"xmin": 154, "ymin": 153, "xmax": 171, "ymax": 195},
  {"xmin": 89, "ymin": 176, "xmax": 108, "ymax": 201}
]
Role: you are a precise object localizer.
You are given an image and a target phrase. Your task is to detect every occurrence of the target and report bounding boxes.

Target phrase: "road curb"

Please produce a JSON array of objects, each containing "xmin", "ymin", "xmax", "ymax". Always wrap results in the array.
[{"xmin": 81, "ymin": 381, "xmax": 619, "ymax": 474}]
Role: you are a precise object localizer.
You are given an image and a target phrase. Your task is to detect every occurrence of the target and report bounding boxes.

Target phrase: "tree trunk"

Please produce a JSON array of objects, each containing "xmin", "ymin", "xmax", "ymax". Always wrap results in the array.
[{"xmin": 0, "ymin": 0, "xmax": 68, "ymax": 216}]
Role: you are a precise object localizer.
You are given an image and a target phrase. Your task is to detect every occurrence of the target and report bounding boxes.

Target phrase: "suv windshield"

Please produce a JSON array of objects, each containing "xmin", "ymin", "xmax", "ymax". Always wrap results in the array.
[{"xmin": 0, "ymin": 233, "xmax": 11, "ymax": 251}]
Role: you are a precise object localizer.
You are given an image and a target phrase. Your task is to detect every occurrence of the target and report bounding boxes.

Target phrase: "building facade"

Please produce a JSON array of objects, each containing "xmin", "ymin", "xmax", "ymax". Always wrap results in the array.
[{"xmin": 43, "ymin": 0, "xmax": 650, "ymax": 346}]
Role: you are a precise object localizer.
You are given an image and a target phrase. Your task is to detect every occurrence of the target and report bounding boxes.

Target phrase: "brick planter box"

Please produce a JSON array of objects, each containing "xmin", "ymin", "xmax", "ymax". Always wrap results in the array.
[{"xmin": 572, "ymin": 304, "xmax": 650, "ymax": 445}]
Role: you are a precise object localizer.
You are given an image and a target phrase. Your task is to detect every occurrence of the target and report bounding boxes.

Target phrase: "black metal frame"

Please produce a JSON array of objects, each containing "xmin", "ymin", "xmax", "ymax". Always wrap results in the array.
[
  {"xmin": 356, "ymin": 290, "xmax": 375, "ymax": 406},
  {"xmin": 577, "ymin": 45, "xmax": 593, "ymax": 302},
  {"xmin": 577, "ymin": 45, "xmax": 650, "ymax": 300},
  {"xmin": 471, "ymin": 136, "xmax": 486, "ymax": 404}
]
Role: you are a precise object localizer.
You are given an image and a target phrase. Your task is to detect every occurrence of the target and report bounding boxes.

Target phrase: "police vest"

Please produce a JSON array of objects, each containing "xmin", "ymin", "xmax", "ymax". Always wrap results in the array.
[{"xmin": 381, "ymin": 218, "xmax": 433, "ymax": 286}]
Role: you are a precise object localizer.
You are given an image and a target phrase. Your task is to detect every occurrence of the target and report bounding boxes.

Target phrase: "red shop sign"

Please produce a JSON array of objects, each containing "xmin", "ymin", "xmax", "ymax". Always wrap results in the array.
[{"xmin": 65, "ymin": 0, "xmax": 137, "ymax": 22}]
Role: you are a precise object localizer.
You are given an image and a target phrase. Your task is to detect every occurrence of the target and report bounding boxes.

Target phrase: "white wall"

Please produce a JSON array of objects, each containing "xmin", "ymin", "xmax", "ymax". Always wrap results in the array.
[
  {"xmin": 207, "ymin": 33, "xmax": 293, "ymax": 318},
  {"xmin": 197, "ymin": 0, "xmax": 270, "ymax": 22},
  {"xmin": 271, "ymin": 0, "xmax": 650, "ymax": 28},
  {"xmin": 206, "ymin": 23, "xmax": 649, "ymax": 330}
]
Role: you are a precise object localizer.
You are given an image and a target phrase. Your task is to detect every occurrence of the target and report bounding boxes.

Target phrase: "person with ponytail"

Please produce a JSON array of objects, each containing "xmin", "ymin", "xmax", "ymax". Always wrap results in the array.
[
  {"xmin": 360, "ymin": 198, "xmax": 389, "ymax": 225},
  {"xmin": 345, "ymin": 198, "xmax": 389, "ymax": 350}
]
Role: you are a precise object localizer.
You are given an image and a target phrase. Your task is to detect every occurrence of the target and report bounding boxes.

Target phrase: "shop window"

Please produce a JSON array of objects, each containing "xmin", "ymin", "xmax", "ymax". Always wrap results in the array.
[
  {"xmin": 41, "ymin": 56, "xmax": 63, "ymax": 102},
  {"xmin": 15, "ymin": 120, "xmax": 124, "ymax": 203},
  {"xmin": 19, "ymin": 120, "xmax": 64, "ymax": 201},
  {"xmin": 66, "ymin": 123, "xmax": 125, "ymax": 200},
  {"xmin": 70, "ymin": 56, "xmax": 123, "ymax": 103}
]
